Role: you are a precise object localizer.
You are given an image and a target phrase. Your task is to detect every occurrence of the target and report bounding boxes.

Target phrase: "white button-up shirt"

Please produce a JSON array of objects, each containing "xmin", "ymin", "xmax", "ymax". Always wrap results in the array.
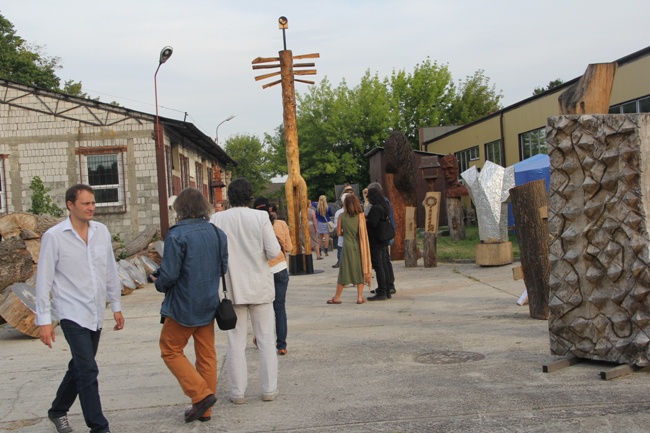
[{"xmin": 36, "ymin": 218, "xmax": 122, "ymax": 331}]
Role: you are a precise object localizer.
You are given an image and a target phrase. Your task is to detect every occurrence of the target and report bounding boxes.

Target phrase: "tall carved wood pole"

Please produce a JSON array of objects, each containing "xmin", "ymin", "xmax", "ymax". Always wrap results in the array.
[{"xmin": 252, "ymin": 16, "xmax": 319, "ymax": 274}]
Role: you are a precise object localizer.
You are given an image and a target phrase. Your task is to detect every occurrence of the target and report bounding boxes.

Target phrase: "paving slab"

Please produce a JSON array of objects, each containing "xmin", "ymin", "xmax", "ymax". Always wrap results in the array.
[{"xmin": 2, "ymin": 255, "xmax": 650, "ymax": 432}]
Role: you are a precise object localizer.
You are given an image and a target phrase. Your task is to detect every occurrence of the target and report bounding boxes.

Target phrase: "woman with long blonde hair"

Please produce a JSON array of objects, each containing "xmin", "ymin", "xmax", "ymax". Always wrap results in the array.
[{"xmin": 315, "ymin": 195, "xmax": 333, "ymax": 257}]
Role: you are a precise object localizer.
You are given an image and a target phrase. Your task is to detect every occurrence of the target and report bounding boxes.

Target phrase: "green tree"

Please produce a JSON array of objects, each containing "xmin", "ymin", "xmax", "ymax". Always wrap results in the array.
[
  {"xmin": 449, "ymin": 70, "xmax": 503, "ymax": 124},
  {"xmin": 533, "ymin": 78, "xmax": 564, "ymax": 95},
  {"xmin": 0, "ymin": 13, "xmax": 88, "ymax": 96},
  {"xmin": 265, "ymin": 59, "xmax": 502, "ymax": 197},
  {"xmin": 224, "ymin": 133, "xmax": 272, "ymax": 196},
  {"xmin": 28, "ymin": 176, "xmax": 64, "ymax": 217}
]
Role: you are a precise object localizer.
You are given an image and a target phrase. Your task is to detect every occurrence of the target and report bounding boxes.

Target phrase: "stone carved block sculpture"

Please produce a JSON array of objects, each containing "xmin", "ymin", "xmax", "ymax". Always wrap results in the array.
[
  {"xmin": 461, "ymin": 161, "xmax": 514, "ymax": 266},
  {"xmin": 547, "ymin": 113, "xmax": 650, "ymax": 366}
]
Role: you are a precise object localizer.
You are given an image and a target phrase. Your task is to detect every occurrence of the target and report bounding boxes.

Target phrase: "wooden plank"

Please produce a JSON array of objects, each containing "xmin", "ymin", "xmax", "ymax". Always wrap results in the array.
[
  {"xmin": 262, "ymin": 79, "xmax": 282, "ymax": 89},
  {"xmin": 252, "ymin": 56, "xmax": 279, "ymax": 64},
  {"xmin": 538, "ymin": 205, "xmax": 548, "ymax": 219},
  {"xmin": 293, "ymin": 53, "xmax": 320, "ymax": 60},
  {"xmin": 294, "ymin": 70, "xmax": 317, "ymax": 76},
  {"xmin": 542, "ymin": 356, "xmax": 582, "ymax": 373},
  {"xmin": 255, "ymin": 71, "xmax": 281, "ymax": 81},
  {"xmin": 294, "ymin": 79, "xmax": 315, "ymax": 85},
  {"xmin": 293, "ymin": 62, "xmax": 315, "ymax": 68},
  {"xmin": 600, "ymin": 364, "xmax": 635, "ymax": 380},
  {"xmin": 252, "ymin": 63, "xmax": 281, "ymax": 70},
  {"xmin": 512, "ymin": 266, "xmax": 524, "ymax": 281}
]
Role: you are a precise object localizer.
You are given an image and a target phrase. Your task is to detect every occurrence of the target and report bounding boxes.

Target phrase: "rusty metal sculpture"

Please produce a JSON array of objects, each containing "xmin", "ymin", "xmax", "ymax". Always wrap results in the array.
[{"xmin": 252, "ymin": 16, "xmax": 319, "ymax": 274}]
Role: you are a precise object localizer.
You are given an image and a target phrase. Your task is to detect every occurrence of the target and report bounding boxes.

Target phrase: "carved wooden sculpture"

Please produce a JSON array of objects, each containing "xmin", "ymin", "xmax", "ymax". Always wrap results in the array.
[
  {"xmin": 547, "ymin": 113, "xmax": 650, "ymax": 366},
  {"xmin": 440, "ymin": 154, "xmax": 468, "ymax": 241},
  {"xmin": 252, "ymin": 17, "xmax": 319, "ymax": 274},
  {"xmin": 384, "ymin": 131, "xmax": 418, "ymax": 264}
]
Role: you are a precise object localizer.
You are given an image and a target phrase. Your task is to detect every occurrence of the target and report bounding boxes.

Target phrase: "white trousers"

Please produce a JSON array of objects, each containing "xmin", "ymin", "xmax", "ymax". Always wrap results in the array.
[{"xmin": 226, "ymin": 303, "xmax": 278, "ymax": 397}]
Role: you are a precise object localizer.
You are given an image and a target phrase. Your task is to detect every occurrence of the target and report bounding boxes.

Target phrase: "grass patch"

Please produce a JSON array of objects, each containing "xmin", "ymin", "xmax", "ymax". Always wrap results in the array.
[{"xmin": 418, "ymin": 225, "xmax": 520, "ymax": 262}]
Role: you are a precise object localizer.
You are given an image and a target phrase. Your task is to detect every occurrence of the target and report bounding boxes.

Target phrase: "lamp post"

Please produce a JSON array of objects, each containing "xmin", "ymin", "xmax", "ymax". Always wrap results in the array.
[
  {"xmin": 154, "ymin": 46, "xmax": 173, "ymax": 239},
  {"xmin": 215, "ymin": 114, "xmax": 237, "ymax": 144}
]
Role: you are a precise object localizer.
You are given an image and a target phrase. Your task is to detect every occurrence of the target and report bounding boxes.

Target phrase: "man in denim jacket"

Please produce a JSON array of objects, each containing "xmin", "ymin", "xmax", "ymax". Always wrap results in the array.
[{"xmin": 154, "ymin": 187, "xmax": 228, "ymax": 423}]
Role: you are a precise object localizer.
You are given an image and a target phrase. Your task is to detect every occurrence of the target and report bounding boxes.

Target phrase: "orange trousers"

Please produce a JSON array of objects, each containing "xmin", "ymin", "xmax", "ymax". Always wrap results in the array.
[{"xmin": 159, "ymin": 317, "xmax": 217, "ymax": 416}]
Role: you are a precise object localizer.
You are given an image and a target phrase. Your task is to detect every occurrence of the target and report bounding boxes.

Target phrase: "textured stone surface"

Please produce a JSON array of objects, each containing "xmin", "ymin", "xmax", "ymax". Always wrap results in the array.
[{"xmin": 547, "ymin": 113, "xmax": 650, "ymax": 366}]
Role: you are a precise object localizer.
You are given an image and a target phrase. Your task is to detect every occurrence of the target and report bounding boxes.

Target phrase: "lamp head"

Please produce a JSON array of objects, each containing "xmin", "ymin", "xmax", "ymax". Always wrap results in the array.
[
  {"xmin": 278, "ymin": 16, "xmax": 288, "ymax": 29},
  {"xmin": 226, "ymin": 114, "xmax": 237, "ymax": 121},
  {"xmin": 159, "ymin": 46, "xmax": 173, "ymax": 64}
]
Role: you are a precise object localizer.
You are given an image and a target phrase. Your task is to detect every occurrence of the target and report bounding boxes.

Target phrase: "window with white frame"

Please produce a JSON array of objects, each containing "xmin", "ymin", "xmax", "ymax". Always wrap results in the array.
[
  {"xmin": 609, "ymin": 95, "xmax": 650, "ymax": 114},
  {"xmin": 519, "ymin": 127, "xmax": 547, "ymax": 160},
  {"xmin": 0, "ymin": 155, "xmax": 6, "ymax": 213},
  {"xmin": 77, "ymin": 147, "xmax": 125, "ymax": 209},
  {"xmin": 455, "ymin": 146, "xmax": 479, "ymax": 175},
  {"xmin": 484, "ymin": 139, "xmax": 503, "ymax": 166}
]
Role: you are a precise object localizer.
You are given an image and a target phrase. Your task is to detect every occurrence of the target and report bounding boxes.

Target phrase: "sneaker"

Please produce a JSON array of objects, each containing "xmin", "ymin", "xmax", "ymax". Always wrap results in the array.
[
  {"xmin": 230, "ymin": 396, "xmax": 246, "ymax": 404},
  {"xmin": 262, "ymin": 390, "xmax": 278, "ymax": 402},
  {"xmin": 48, "ymin": 415, "xmax": 73, "ymax": 433}
]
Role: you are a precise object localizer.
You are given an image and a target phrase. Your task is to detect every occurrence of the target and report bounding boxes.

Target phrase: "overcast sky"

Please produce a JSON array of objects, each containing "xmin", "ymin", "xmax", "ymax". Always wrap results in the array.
[{"xmin": 2, "ymin": 1, "xmax": 649, "ymax": 144}]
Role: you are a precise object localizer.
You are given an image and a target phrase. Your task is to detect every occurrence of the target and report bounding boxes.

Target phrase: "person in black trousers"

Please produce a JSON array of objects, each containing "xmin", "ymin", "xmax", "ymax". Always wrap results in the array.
[{"xmin": 365, "ymin": 188, "xmax": 392, "ymax": 301}]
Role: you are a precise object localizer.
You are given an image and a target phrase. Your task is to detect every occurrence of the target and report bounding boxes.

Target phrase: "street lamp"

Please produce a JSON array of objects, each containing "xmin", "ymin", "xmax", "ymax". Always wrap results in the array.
[
  {"xmin": 154, "ymin": 45, "xmax": 173, "ymax": 239},
  {"xmin": 215, "ymin": 114, "xmax": 237, "ymax": 144}
]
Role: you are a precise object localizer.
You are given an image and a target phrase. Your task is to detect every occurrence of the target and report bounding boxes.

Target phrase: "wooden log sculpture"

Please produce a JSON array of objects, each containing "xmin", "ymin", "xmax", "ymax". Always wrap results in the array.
[
  {"xmin": 509, "ymin": 179, "xmax": 549, "ymax": 320},
  {"xmin": 440, "ymin": 154, "xmax": 469, "ymax": 241},
  {"xmin": 252, "ymin": 22, "xmax": 319, "ymax": 274},
  {"xmin": 558, "ymin": 63, "xmax": 617, "ymax": 115},
  {"xmin": 547, "ymin": 113, "xmax": 650, "ymax": 366},
  {"xmin": 0, "ymin": 283, "xmax": 51, "ymax": 338},
  {"xmin": 384, "ymin": 131, "xmax": 418, "ymax": 264}
]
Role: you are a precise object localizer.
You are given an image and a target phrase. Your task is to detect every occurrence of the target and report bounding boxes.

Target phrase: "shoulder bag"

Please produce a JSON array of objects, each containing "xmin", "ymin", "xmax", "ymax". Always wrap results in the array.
[
  {"xmin": 379, "ymin": 213, "xmax": 395, "ymax": 242},
  {"xmin": 212, "ymin": 224, "xmax": 237, "ymax": 330}
]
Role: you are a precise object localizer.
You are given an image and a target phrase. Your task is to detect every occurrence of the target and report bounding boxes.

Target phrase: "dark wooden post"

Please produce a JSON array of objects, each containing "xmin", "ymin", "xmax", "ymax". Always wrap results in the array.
[{"xmin": 509, "ymin": 179, "xmax": 549, "ymax": 320}]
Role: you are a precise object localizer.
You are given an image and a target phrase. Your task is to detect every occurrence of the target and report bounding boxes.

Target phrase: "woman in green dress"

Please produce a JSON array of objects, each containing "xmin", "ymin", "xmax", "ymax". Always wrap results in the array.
[{"xmin": 327, "ymin": 194, "xmax": 371, "ymax": 304}]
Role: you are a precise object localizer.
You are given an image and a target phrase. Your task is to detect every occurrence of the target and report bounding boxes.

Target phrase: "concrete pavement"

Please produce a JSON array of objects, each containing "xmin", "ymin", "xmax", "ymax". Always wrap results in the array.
[{"xmin": 2, "ymin": 253, "xmax": 650, "ymax": 433}]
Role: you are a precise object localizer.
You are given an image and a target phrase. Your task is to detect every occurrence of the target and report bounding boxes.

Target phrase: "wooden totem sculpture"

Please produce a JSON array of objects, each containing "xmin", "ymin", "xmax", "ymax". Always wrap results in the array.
[
  {"xmin": 252, "ymin": 16, "xmax": 319, "ymax": 274},
  {"xmin": 384, "ymin": 131, "xmax": 418, "ymax": 265}
]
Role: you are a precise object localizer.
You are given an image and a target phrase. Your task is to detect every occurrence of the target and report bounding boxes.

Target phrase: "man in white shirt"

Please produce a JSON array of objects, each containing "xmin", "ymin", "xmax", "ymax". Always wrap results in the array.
[
  {"xmin": 332, "ymin": 192, "xmax": 350, "ymax": 268},
  {"xmin": 36, "ymin": 184, "xmax": 124, "ymax": 433}
]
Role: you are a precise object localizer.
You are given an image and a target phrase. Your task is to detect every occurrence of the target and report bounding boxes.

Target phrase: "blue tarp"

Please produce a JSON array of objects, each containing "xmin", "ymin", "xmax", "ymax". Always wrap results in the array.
[{"xmin": 507, "ymin": 154, "xmax": 550, "ymax": 227}]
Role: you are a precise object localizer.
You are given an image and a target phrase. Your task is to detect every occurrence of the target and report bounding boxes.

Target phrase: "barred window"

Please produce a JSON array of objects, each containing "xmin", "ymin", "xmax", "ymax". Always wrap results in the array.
[{"xmin": 76, "ymin": 146, "xmax": 126, "ymax": 210}]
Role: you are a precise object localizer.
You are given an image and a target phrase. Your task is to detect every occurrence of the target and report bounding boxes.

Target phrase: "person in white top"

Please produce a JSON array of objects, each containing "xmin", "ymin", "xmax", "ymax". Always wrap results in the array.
[
  {"xmin": 210, "ymin": 178, "xmax": 281, "ymax": 404},
  {"xmin": 36, "ymin": 184, "xmax": 124, "ymax": 433}
]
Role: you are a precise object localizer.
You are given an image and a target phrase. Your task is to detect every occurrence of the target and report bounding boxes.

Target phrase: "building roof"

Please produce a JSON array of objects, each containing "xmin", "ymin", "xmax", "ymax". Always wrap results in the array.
[
  {"xmin": 0, "ymin": 78, "xmax": 237, "ymax": 166},
  {"xmin": 423, "ymin": 44, "xmax": 650, "ymax": 146}
]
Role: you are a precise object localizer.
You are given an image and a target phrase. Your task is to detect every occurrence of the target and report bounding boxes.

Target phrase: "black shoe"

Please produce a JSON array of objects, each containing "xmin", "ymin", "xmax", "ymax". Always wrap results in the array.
[
  {"xmin": 48, "ymin": 415, "xmax": 73, "ymax": 433},
  {"xmin": 185, "ymin": 394, "xmax": 217, "ymax": 423},
  {"xmin": 367, "ymin": 294, "xmax": 387, "ymax": 301},
  {"xmin": 332, "ymin": 262, "xmax": 339, "ymax": 268},
  {"xmin": 389, "ymin": 288, "xmax": 396, "ymax": 294}
]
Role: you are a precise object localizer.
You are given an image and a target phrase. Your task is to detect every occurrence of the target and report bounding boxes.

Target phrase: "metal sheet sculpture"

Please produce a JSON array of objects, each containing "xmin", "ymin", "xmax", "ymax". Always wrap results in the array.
[{"xmin": 461, "ymin": 161, "xmax": 514, "ymax": 243}]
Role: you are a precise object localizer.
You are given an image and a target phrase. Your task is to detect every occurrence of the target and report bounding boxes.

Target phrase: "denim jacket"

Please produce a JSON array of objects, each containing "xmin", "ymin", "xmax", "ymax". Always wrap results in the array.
[{"xmin": 155, "ymin": 218, "xmax": 228, "ymax": 327}]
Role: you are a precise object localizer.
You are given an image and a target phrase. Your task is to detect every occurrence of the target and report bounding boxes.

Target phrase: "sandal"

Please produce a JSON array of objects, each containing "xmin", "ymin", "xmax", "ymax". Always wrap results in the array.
[
  {"xmin": 357, "ymin": 299, "xmax": 365, "ymax": 304},
  {"xmin": 326, "ymin": 298, "xmax": 342, "ymax": 304}
]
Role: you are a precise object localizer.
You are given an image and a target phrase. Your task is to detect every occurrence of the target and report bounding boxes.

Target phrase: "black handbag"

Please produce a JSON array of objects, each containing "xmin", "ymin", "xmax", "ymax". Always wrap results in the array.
[{"xmin": 213, "ymin": 225, "xmax": 237, "ymax": 330}]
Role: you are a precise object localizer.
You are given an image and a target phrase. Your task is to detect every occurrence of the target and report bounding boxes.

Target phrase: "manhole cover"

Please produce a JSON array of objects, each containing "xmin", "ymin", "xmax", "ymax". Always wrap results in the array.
[{"xmin": 413, "ymin": 350, "xmax": 485, "ymax": 365}]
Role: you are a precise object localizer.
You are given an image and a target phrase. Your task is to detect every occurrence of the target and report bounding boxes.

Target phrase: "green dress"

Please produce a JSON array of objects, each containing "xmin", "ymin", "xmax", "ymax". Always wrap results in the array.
[{"xmin": 337, "ymin": 213, "xmax": 364, "ymax": 285}]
